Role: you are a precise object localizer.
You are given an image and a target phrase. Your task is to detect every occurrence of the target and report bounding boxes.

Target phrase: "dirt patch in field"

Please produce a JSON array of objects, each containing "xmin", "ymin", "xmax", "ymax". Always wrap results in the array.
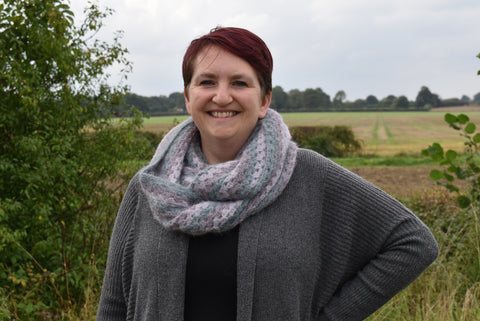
[
  {"xmin": 431, "ymin": 106, "xmax": 480, "ymax": 112},
  {"xmin": 348, "ymin": 166, "xmax": 444, "ymax": 198}
]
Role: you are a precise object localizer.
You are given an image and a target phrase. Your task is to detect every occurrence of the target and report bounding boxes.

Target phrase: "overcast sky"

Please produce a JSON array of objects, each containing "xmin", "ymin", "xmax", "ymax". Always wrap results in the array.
[{"xmin": 70, "ymin": 0, "xmax": 480, "ymax": 101}]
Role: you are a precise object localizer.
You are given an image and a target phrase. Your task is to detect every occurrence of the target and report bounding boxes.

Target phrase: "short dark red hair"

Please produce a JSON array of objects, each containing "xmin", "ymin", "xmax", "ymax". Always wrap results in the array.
[{"xmin": 182, "ymin": 26, "xmax": 273, "ymax": 98}]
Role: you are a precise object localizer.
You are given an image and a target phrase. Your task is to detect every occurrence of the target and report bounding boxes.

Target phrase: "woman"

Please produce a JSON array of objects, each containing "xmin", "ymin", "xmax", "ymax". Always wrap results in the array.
[{"xmin": 96, "ymin": 27, "xmax": 438, "ymax": 321}]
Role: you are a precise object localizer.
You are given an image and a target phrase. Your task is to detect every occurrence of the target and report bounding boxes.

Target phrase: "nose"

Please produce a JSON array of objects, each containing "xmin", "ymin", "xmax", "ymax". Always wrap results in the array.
[{"xmin": 212, "ymin": 84, "xmax": 233, "ymax": 106}]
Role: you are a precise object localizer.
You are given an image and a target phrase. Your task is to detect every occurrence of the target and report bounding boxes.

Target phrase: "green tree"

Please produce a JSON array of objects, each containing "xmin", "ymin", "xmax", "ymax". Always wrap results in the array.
[
  {"xmin": 169, "ymin": 91, "xmax": 186, "ymax": 112},
  {"xmin": 392, "ymin": 95, "xmax": 410, "ymax": 109},
  {"xmin": 352, "ymin": 98, "xmax": 366, "ymax": 108},
  {"xmin": 0, "ymin": 0, "xmax": 150, "ymax": 318},
  {"xmin": 333, "ymin": 90, "xmax": 346, "ymax": 107},
  {"xmin": 474, "ymin": 92, "xmax": 480, "ymax": 103},
  {"xmin": 288, "ymin": 89, "xmax": 304, "ymax": 110},
  {"xmin": 415, "ymin": 86, "xmax": 440, "ymax": 108},
  {"xmin": 461, "ymin": 95, "xmax": 471, "ymax": 104},
  {"xmin": 366, "ymin": 95, "xmax": 379, "ymax": 106},
  {"xmin": 271, "ymin": 86, "xmax": 288, "ymax": 111},
  {"xmin": 303, "ymin": 87, "xmax": 331, "ymax": 110},
  {"xmin": 380, "ymin": 95, "xmax": 396, "ymax": 108}
]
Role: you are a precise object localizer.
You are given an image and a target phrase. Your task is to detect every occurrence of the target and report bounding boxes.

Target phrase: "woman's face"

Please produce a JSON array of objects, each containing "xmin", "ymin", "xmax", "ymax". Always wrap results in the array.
[{"xmin": 184, "ymin": 45, "xmax": 271, "ymax": 163}]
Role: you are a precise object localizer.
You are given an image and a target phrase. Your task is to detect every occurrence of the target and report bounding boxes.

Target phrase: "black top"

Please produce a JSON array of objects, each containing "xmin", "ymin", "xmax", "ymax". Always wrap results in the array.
[{"xmin": 184, "ymin": 226, "xmax": 239, "ymax": 321}]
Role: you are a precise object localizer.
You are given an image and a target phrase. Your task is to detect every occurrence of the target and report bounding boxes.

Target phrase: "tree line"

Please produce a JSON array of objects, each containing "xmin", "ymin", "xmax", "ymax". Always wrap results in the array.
[{"xmin": 122, "ymin": 86, "xmax": 479, "ymax": 116}]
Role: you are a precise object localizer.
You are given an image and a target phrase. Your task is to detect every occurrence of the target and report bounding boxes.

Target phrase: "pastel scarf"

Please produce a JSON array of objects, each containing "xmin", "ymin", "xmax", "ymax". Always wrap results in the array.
[{"xmin": 139, "ymin": 109, "xmax": 297, "ymax": 235}]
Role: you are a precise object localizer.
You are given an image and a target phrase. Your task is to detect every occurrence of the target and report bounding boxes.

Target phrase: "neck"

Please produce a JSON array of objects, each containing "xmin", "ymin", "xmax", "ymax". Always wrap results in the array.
[{"xmin": 201, "ymin": 139, "xmax": 245, "ymax": 165}]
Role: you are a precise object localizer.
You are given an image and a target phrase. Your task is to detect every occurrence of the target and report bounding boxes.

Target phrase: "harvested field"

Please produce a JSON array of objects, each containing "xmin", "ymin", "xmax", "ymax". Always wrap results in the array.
[
  {"xmin": 349, "ymin": 165, "xmax": 469, "ymax": 199},
  {"xmin": 348, "ymin": 166, "xmax": 440, "ymax": 198}
]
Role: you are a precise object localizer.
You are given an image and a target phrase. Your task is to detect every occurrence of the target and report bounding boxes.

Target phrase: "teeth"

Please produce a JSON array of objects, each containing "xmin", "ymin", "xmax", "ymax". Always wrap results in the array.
[{"xmin": 211, "ymin": 111, "xmax": 236, "ymax": 118}]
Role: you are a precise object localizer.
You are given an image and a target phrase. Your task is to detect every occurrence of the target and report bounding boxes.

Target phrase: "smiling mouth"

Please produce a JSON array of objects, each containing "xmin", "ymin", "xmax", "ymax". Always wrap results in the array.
[{"xmin": 210, "ymin": 111, "xmax": 238, "ymax": 118}]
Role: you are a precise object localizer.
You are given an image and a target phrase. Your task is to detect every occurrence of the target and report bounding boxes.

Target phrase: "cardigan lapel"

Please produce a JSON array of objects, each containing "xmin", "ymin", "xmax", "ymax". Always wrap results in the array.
[
  {"xmin": 236, "ymin": 213, "xmax": 263, "ymax": 321},
  {"xmin": 156, "ymin": 229, "xmax": 189, "ymax": 320}
]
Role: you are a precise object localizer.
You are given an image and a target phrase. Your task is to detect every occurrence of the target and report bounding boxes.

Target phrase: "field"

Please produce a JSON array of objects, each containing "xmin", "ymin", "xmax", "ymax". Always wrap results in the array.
[
  {"xmin": 142, "ymin": 109, "xmax": 480, "ymax": 197},
  {"xmin": 143, "ymin": 109, "xmax": 480, "ymax": 156}
]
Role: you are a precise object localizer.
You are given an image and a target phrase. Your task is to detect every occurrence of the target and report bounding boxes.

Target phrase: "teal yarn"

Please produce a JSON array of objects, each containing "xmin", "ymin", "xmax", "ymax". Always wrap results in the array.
[{"xmin": 139, "ymin": 109, "xmax": 297, "ymax": 235}]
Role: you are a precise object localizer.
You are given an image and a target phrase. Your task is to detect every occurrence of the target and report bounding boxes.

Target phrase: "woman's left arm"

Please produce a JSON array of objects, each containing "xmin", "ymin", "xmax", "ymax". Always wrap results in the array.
[
  {"xmin": 319, "ymin": 214, "xmax": 438, "ymax": 320},
  {"xmin": 317, "ymin": 160, "xmax": 439, "ymax": 320}
]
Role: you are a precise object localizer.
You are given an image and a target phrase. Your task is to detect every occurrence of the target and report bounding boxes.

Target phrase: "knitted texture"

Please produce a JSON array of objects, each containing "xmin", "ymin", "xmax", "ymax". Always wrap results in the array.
[{"xmin": 139, "ymin": 109, "xmax": 298, "ymax": 235}]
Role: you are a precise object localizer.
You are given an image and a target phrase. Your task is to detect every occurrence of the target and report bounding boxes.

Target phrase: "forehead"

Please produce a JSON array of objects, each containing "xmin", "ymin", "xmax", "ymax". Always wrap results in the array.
[{"xmin": 192, "ymin": 45, "xmax": 256, "ymax": 76}]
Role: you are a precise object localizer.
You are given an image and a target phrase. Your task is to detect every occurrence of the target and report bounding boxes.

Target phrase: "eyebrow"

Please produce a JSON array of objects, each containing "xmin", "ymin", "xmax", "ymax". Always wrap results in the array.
[
  {"xmin": 194, "ymin": 72, "xmax": 255, "ymax": 82},
  {"xmin": 195, "ymin": 72, "xmax": 216, "ymax": 79}
]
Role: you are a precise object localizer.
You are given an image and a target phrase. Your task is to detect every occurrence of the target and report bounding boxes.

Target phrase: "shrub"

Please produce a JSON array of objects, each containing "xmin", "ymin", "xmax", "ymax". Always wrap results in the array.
[
  {"xmin": 0, "ymin": 0, "xmax": 150, "ymax": 319},
  {"xmin": 422, "ymin": 113, "xmax": 480, "ymax": 208},
  {"xmin": 420, "ymin": 113, "xmax": 480, "ymax": 310},
  {"xmin": 290, "ymin": 125, "xmax": 362, "ymax": 157},
  {"xmin": 134, "ymin": 130, "xmax": 166, "ymax": 159}
]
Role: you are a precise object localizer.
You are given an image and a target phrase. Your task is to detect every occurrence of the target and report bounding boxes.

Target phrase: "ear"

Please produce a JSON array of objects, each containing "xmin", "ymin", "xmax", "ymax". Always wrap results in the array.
[
  {"xmin": 184, "ymin": 88, "xmax": 192, "ymax": 115},
  {"xmin": 258, "ymin": 91, "xmax": 272, "ymax": 119}
]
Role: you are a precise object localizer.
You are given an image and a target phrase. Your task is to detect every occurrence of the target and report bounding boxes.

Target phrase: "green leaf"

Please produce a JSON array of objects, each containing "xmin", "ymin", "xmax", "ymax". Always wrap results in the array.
[
  {"xmin": 456, "ymin": 167, "xmax": 468, "ymax": 180},
  {"xmin": 473, "ymin": 133, "xmax": 480, "ymax": 143},
  {"xmin": 447, "ymin": 165, "xmax": 457, "ymax": 173},
  {"xmin": 444, "ymin": 113, "xmax": 457, "ymax": 124},
  {"xmin": 446, "ymin": 184, "xmax": 460, "ymax": 192},
  {"xmin": 465, "ymin": 122, "xmax": 476, "ymax": 134},
  {"xmin": 457, "ymin": 114, "xmax": 470, "ymax": 124},
  {"xmin": 430, "ymin": 143, "xmax": 444, "ymax": 155},
  {"xmin": 457, "ymin": 195, "xmax": 471, "ymax": 208},
  {"xmin": 445, "ymin": 150, "xmax": 457, "ymax": 162},
  {"xmin": 444, "ymin": 173, "xmax": 455, "ymax": 182},
  {"xmin": 429, "ymin": 169, "xmax": 444, "ymax": 181}
]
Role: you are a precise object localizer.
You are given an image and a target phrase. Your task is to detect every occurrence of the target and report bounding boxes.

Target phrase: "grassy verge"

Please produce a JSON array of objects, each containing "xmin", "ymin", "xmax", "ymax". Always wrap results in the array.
[{"xmin": 331, "ymin": 153, "xmax": 438, "ymax": 167}]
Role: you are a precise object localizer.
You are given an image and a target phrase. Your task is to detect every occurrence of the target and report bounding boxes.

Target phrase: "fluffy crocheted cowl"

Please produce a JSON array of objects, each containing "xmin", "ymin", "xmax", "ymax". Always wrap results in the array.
[{"xmin": 139, "ymin": 109, "xmax": 297, "ymax": 235}]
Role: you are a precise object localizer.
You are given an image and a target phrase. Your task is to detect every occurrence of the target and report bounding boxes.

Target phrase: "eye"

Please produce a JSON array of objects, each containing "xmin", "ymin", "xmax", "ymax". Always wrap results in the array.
[
  {"xmin": 199, "ymin": 80, "xmax": 215, "ymax": 86},
  {"xmin": 232, "ymin": 80, "xmax": 248, "ymax": 87}
]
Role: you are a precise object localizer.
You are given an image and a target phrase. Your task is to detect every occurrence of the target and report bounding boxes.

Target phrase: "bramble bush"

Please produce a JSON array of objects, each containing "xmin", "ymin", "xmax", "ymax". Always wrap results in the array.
[{"xmin": 0, "ymin": 0, "xmax": 151, "ymax": 319}]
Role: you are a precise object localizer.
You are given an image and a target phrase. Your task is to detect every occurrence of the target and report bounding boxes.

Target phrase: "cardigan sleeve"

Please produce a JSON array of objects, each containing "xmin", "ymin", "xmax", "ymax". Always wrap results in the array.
[
  {"xmin": 317, "ymin": 161, "xmax": 439, "ymax": 320},
  {"xmin": 96, "ymin": 174, "xmax": 140, "ymax": 321}
]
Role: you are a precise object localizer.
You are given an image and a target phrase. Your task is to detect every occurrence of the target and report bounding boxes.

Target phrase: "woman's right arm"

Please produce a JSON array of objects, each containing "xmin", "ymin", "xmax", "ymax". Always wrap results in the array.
[{"xmin": 96, "ymin": 175, "xmax": 140, "ymax": 320}]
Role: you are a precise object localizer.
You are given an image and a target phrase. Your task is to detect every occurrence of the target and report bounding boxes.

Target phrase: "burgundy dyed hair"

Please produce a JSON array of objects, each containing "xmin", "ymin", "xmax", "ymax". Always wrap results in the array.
[{"xmin": 182, "ymin": 26, "xmax": 273, "ymax": 98}]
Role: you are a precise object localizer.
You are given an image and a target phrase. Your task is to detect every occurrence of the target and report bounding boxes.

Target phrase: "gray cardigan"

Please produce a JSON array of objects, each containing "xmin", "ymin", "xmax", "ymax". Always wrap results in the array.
[{"xmin": 96, "ymin": 149, "xmax": 438, "ymax": 321}]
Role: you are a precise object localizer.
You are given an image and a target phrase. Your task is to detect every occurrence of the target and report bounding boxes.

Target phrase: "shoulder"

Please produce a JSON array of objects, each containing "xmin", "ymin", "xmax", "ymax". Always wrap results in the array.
[
  {"xmin": 294, "ymin": 148, "xmax": 408, "ymax": 214},
  {"xmin": 294, "ymin": 148, "xmax": 331, "ymax": 175},
  {"xmin": 294, "ymin": 148, "xmax": 359, "ymax": 185},
  {"xmin": 112, "ymin": 172, "xmax": 143, "ymax": 232},
  {"xmin": 121, "ymin": 172, "xmax": 142, "ymax": 208}
]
